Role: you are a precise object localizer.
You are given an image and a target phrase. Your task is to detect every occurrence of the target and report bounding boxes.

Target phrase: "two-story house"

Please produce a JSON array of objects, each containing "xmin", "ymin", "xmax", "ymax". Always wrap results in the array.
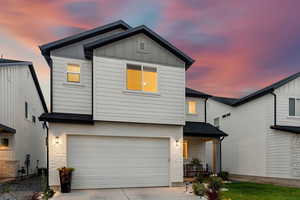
[
  {"xmin": 0, "ymin": 59, "xmax": 48, "ymax": 178},
  {"xmin": 39, "ymin": 20, "xmax": 227, "ymax": 189},
  {"xmin": 207, "ymin": 72, "xmax": 300, "ymax": 186}
]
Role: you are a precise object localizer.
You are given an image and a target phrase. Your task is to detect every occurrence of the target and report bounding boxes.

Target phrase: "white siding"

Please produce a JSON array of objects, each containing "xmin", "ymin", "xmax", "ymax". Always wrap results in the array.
[
  {"xmin": 0, "ymin": 65, "xmax": 46, "ymax": 173},
  {"xmin": 265, "ymin": 77, "xmax": 300, "ymax": 179},
  {"xmin": 0, "ymin": 66, "xmax": 17, "ymax": 129},
  {"xmin": 207, "ymin": 96, "xmax": 270, "ymax": 177},
  {"xmin": 51, "ymin": 56, "xmax": 92, "ymax": 114},
  {"xmin": 93, "ymin": 57, "xmax": 185, "ymax": 125},
  {"xmin": 48, "ymin": 122, "xmax": 183, "ymax": 187},
  {"xmin": 185, "ymin": 97, "xmax": 206, "ymax": 122}
]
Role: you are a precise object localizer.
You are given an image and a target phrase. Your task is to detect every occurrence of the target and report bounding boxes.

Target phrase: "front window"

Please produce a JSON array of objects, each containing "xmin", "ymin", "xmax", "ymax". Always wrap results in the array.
[
  {"xmin": 126, "ymin": 64, "xmax": 157, "ymax": 93},
  {"xmin": 289, "ymin": 98, "xmax": 300, "ymax": 116},
  {"xmin": 183, "ymin": 140, "xmax": 189, "ymax": 159},
  {"xmin": 188, "ymin": 101, "xmax": 197, "ymax": 114},
  {"xmin": 214, "ymin": 117, "xmax": 220, "ymax": 128},
  {"xmin": 0, "ymin": 137, "xmax": 9, "ymax": 149},
  {"xmin": 67, "ymin": 64, "xmax": 80, "ymax": 83}
]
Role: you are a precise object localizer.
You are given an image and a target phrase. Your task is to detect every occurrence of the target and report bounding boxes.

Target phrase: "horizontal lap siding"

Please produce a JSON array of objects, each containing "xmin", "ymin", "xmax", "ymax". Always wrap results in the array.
[
  {"xmin": 266, "ymin": 77, "xmax": 300, "ymax": 179},
  {"xmin": 93, "ymin": 57, "xmax": 185, "ymax": 125},
  {"xmin": 52, "ymin": 57, "xmax": 92, "ymax": 114}
]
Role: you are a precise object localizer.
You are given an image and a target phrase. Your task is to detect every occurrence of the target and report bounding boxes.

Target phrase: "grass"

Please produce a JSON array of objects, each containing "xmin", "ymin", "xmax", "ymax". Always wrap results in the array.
[{"xmin": 221, "ymin": 182, "xmax": 300, "ymax": 200}]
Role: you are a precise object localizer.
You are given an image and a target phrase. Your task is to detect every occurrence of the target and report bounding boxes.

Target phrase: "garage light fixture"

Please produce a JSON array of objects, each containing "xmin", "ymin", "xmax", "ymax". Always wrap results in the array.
[
  {"xmin": 55, "ymin": 136, "xmax": 60, "ymax": 144},
  {"xmin": 175, "ymin": 139, "xmax": 180, "ymax": 148}
]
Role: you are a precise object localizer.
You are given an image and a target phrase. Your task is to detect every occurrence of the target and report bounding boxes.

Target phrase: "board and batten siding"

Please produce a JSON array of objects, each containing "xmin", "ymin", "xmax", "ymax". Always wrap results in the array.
[
  {"xmin": 48, "ymin": 122, "xmax": 183, "ymax": 187},
  {"xmin": 93, "ymin": 56, "xmax": 185, "ymax": 125},
  {"xmin": 51, "ymin": 29, "xmax": 125, "ymax": 60},
  {"xmin": 185, "ymin": 97, "xmax": 206, "ymax": 122},
  {"xmin": 51, "ymin": 56, "xmax": 92, "ymax": 114},
  {"xmin": 0, "ymin": 66, "xmax": 17, "ymax": 129},
  {"xmin": 94, "ymin": 33, "xmax": 185, "ymax": 68}
]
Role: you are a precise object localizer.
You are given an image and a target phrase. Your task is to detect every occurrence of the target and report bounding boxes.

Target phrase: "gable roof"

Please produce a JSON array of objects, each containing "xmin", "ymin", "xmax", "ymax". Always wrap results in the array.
[
  {"xmin": 232, "ymin": 72, "xmax": 300, "ymax": 106},
  {"xmin": 0, "ymin": 59, "xmax": 48, "ymax": 113},
  {"xmin": 211, "ymin": 72, "xmax": 300, "ymax": 107},
  {"xmin": 84, "ymin": 25, "xmax": 195, "ymax": 69},
  {"xmin": 186, "ymin": 87, "xmax": 211, "ymax": 98},
  {"xmin": 211, "ymin": 96, "xmax": 238, "ymax": 106},
  {"xmin": 40, "ymin": 20, "xmax": 131, "ymax": 65}
]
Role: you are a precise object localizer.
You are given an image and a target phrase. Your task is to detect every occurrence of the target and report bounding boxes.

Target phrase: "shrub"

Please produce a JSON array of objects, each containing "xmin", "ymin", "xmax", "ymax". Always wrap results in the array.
[
  {"xmin": 191, "ymin": 158, "xmax": 201, "ymax": 166},
  {"xmin": 205, "ymin": 176, "xmax": 224, "ymax": 200},
  {"xmin": 218, "ymin": 171, "xmax": 229, "ymax": 181},
  {"xmin": 192, "ymin": 182, "xmax": 205, "ymax": 196},
  {"xmin": 196, "ymin": 174, "xmax": 205, "ymax": 183}
]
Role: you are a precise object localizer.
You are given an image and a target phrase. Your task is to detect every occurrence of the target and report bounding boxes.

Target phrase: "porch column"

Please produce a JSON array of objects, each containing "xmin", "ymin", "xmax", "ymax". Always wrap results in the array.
[{"xmin": 212, "ymin": 139, "xmax": 221, "ymax": 174}]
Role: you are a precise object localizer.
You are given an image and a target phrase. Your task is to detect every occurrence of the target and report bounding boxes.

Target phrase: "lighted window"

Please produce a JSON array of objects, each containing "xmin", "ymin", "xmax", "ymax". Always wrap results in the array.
[
  {"xmin": 126, "ymin": 64, "xmax": 157, "ymax": 93},
  {"xmin": 289, "ymin": 98, "xmax": 300, "ymax": 116},
  {"xmin": 67, "ymin": 64, "xmax": 80, "ymax": 83},
  {"xmin": 0, "ymin": 138, "xmax": 9, "ymax": 149},
  {"xmin": 183, "ymin": 140, "xmax": 189, "ymax": 159},
  {"xmin": 188, "ymin": 101, "xmax": 197, "ymax": 114}
]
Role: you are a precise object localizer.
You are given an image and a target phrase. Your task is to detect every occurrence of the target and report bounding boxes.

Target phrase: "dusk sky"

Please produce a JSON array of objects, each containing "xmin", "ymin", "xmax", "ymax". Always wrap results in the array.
[{"xmin": 1, "ymin": 0, "xmax": 300, "ymax": 106}]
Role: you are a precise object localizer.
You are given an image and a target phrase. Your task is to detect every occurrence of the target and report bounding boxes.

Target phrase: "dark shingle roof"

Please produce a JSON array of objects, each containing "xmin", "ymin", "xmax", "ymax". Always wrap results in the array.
[
  {"xmin": 40, "ymin": 20, "xmax": 131, "ymax": 64},
  {"xmin": 186, "ymin": 88, "xmax": 211, "ymax": 98},
  {"xmin": 0, "ymin": 123, "xmax": 16, "ymax": 134},
  {"xmin": 232, "ymin": 72, "xmax": 300, "ymax": 106},
  {"xmin": 184, "ymin": 121, "xmax": 228, "ymax": 137},
  {"xmin": 84, "ymin": 25, "xmax": 195, "ymax": 69},
  {"xmin": 0, "ymin": 59, "xmax": 48, "ymax": 113},
  {"xmin": 39, "ymin": 113, "xmax": 93, "ymax": 124},
  {"xmin": 211, "ymin": 96, "xmax": 238, "ymax": 106},
  {"xmin": 270, "ymin": 125, "xmax": 300, "ymax": 134}
]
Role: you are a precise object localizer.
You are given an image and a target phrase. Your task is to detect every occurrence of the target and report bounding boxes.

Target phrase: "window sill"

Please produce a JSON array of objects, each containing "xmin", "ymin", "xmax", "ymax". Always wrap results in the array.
[
  {"xmin": 287, "ymin": 116, "xmax": 300, "ymax": 119},
  {"xmin": 123, "ymin": 90, "xmax": 160, "ymax": 97},
  {"xmin": 63, "ymin": 82, "xmax": 85, "ymax": 87},
  {"xmin": 187, "ymin": 113, "xmax": 198, "ymax": 116}
]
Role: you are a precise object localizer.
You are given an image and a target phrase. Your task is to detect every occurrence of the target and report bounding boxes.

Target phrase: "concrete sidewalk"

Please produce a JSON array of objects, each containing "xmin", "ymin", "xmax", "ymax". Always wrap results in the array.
[{"xmin": 52, "ymin": 187, "xmax": 198, "ymax": 200}]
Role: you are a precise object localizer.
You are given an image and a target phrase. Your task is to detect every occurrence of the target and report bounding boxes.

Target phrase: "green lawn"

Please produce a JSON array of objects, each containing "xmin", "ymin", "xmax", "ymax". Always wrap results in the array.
[{"xmin": 221, "ymin": 182, "xmax": 300, "ymax": 200}]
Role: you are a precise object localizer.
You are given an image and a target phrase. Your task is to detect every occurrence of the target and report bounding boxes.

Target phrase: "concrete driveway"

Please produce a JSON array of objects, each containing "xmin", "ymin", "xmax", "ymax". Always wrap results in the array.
[{"xmin": 52, "ymin": 187, "xmax": 198, "ymax": 200}]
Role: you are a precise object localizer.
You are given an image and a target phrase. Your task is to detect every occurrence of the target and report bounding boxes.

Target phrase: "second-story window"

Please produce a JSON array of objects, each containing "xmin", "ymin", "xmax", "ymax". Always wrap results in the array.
[
  {"xmin": 126, "ymin": 64, "xmax": 157, "ymax": 93},
  {"xmin": 214, "ymin": 117, "xmax": 220, "ymax": 129},
  {"xmin": 67, "ymin": 64, "xmax": 80, "ymax": 83},
  {"xmin": 187, "ymin": 101, "xmax": 197, "ymax": 114},
  {"xmin": 289, "ymin": 98, "xmax": 300, "ymax": 116}
]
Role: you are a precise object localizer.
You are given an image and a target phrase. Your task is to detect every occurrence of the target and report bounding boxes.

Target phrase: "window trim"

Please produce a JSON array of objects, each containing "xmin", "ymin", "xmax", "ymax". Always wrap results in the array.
[
  {"xmin": 66, "ymin": 63, "xmax": 81, "ymax": 84},
  {"xmin": 288, "ymin": 97, "xmax": 300, "ymax": 117},
  {"xmin": 125, "ymin": 63, "xmax": 159, "ymax": 94},
  {"xmin": 187, "ymin": 100, "xmax": 198, "ymax": 115}
]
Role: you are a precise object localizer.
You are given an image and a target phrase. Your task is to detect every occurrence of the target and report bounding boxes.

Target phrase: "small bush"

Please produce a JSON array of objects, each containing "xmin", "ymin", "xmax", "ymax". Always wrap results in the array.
[
  {"xmin": 191, "ymin": 158, "xmax": 201, "ymax": 166},
  {"xmin": 196, "ymin": 174, "xmax": 205, "ymax": 183},
  {"xmin": 207, "ymin": 176, "xmax": 223, "ymax": 191},
  {"xmin": 218, "ymin": 171, "xmax": 229, "ymax": 181},
  {"xmin": 192, "ymin": 182, "xmax": 205, "ymax": 196}
]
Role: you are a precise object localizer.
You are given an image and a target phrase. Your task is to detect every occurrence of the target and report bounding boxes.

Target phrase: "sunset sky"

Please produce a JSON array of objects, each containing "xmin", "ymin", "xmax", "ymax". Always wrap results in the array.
[{"xmin": 1, "ymin": 0, "xmax": 300, "ymax": 106}]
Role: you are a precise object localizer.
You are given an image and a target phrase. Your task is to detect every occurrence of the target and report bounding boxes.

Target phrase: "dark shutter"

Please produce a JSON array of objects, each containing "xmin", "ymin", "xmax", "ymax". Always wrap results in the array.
[{"xmin": 289, "ymin": 98, "xmax": 295, "ymax": 116}]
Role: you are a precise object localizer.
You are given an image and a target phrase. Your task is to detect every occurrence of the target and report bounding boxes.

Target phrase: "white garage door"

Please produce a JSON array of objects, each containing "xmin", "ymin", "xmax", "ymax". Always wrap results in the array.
[{"xmin": 67, "ymin": 135, "xmax": 170, "ymax": 189}]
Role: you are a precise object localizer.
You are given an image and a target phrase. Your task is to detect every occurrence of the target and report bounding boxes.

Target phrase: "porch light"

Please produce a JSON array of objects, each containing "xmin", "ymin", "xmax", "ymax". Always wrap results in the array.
[
  {"xmin": 175, "ymin": 140, "xmax": 180, "ymax": 148},
  {"xmin": 55, "ymin": 136, "xmax": 60, "ymax": 144}
]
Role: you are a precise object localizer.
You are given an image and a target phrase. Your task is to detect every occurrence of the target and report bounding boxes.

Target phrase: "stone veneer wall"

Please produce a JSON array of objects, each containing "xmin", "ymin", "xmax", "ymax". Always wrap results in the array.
[{"xmin": 0, "ymin": 160, "xmax": 19, "ymax": 178}]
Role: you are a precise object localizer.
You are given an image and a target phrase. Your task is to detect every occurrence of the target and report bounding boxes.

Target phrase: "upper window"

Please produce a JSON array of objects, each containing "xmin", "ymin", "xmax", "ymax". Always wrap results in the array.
[
  {"xmin": 67, "ymin": 64, "xmax": 80, "ymax": 83},
  {"xmin": 289, "ymin": 98, "xmax": 300, "ymax": 116},
  {"xmin": 25, "ymin": 102, "xmax": 28, "ymax": 119},
  {"xmin": 214, "ymin": 117, "xmax": 220, "ymax": 129},
  {"xmin": 126, "ymin": 64, "xmax": 157, "ymax": 93},
  {"xmin": 187, "ymin": 101, "xmax": 197, "ymax": 114}
]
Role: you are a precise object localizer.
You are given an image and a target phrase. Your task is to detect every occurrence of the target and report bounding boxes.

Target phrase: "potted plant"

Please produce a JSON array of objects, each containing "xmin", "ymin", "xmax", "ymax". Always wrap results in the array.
[{"xmin": 57, "ymin": 167, "xmax": 74, "ymax": 193}]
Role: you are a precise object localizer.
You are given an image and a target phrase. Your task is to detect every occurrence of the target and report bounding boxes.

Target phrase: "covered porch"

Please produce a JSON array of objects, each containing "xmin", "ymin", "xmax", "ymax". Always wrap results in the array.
[{"xmin": 183, "ymin": 121, "xmax": 228, "ymax": 178}]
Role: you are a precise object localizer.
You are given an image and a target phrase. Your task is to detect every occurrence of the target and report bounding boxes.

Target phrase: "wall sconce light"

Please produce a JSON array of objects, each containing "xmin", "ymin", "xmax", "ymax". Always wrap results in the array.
[
  {"xmin": 55, "ymin": 136, "xmax": 60, "ymax": 144},
  {"xmin": 175, "ymin": 139, "xmax": 180, "ymax": 148}
]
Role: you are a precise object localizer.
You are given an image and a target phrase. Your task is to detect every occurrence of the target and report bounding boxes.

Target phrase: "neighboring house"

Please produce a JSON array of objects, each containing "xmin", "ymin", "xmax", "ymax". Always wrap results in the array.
[
  {"xmin": 0, "ymin": 59, "xmax": 48, "ymax": 178},
  {"xmin": 39, "ymin": 20, "xmax": 227, "ymax": 189},
  {"xmin": 207, "ymin": 72, "xmax": 300, "ymax": 185}
]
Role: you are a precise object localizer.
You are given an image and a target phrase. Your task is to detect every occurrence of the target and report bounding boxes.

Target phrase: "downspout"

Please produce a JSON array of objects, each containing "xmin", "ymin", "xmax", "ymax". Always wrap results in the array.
[
  {"xmin": 219, "ymin": 136, "xmax": 225, "ymax": 174},
  {"xmin": 270, "ymin": 91, "xmax": 277, "ymax": 126},
  {"xmin": 204, "ymin": 98, "xmax": 208, "ymax": 123},
  {"xmin": 43, "ymin": 121, "xmax": 49, "ymax": 189}
]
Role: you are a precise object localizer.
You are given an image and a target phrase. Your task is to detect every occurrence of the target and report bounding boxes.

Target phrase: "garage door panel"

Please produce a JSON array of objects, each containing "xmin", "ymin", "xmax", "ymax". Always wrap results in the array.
[{"xmin": 67, "ymin": 136, "xmax": 170, "ymax": 189}]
